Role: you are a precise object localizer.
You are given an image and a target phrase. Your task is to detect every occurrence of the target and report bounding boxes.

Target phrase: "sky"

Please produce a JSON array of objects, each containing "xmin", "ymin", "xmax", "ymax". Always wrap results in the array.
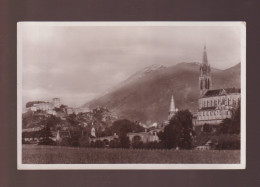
[{"xmin": 20, "ymin": 23, "xmax": 242, "ymax": 108}]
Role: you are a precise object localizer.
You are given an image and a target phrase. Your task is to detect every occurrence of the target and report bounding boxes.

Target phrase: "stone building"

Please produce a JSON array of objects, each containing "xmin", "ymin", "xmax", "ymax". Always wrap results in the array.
[
  {"xmin": 31, "ymin": 102, "xmax": 53, "ymax": 111},
  {"xmin": 52, "ymin": 98, "xmax": 61, "ymax": 108},
  {"xmin": 194, "ymin": 46, "xmax": 241, "ymax": 128}
]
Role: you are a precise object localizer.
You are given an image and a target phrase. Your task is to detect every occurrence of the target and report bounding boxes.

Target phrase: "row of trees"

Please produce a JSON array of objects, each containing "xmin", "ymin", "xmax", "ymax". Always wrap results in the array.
[{"xmin": 23, "ymin": 104, "xmax": 241, "ymax": 150}]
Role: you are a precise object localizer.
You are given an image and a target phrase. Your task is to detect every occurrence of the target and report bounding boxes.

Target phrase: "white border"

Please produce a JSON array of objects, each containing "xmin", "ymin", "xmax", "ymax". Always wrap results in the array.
[{"xmin": 17, "ymin": 21, "xmax": 246, "ymax": 170}]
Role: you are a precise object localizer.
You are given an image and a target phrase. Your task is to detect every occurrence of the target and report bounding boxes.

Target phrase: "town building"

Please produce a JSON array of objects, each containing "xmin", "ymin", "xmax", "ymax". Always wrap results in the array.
[{"xmin": 193, "ymin": 46, "xmax": 241, "ymax": 128}]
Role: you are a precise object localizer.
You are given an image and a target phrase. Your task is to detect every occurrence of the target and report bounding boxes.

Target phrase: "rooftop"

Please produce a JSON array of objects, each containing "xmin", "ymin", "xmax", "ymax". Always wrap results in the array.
[{"xmin": 203, "ymin": 88, "xmax": 240, "ymax": 98}]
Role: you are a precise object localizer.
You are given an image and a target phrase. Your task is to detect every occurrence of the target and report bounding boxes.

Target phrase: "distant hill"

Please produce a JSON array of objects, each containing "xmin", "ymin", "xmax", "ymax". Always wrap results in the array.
[{"xmin": 83, "ymin": 62, "xmax": 241, "ymax": 123}]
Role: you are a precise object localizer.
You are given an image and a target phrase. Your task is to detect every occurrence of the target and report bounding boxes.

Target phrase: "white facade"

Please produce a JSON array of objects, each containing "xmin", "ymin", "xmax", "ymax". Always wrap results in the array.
[
  {"xmin": 32, "ymin": 102, "xmax": 53, "ymax": 111},
  {"xmin": 195, "ymin": 89, "xmax": 240, "ymax": 126}
]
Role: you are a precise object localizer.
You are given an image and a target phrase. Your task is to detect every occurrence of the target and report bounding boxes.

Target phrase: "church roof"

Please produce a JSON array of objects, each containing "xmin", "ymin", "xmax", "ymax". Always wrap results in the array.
[
  {"xmin": 199, "ymin": 106, "xmax": 216, "ymax": 111},
  {"xmin": 203, "ymin": 88, "xmax": 240, "ymax": 98}
]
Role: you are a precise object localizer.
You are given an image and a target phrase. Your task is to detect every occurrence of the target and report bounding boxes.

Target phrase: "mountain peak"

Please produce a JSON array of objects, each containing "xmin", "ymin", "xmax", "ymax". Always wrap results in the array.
[
  {"xmin": 123, "ymin": 64, "xmax": 166, "ymax": 84},
  {"xmin": 84, "ymin": 62, "xmax": 240, "ymax": 123}
]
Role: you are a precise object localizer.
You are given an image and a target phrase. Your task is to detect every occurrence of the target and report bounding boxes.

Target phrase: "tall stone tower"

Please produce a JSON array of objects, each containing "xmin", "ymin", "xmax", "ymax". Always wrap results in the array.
[
  {"xmin": 199, "ymin": 45, "xmax": 212, "ymax": 97},
  {"xmin": 168, "ymin": 95, "xmax": 178, "ymax": 120}
]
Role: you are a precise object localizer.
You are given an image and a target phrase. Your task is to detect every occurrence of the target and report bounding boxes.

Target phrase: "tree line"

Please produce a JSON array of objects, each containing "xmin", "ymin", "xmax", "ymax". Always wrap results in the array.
[{"xmin": 23, "ymin": 104, "xmax": 241, "ymax": 150}]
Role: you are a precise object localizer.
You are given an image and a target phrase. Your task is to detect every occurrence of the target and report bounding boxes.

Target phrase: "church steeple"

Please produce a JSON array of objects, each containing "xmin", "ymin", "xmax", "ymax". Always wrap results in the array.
[
  {"xmin": 203, "ymin": 45, "xmax": 208, "ymax": 65},
  {"xmin": 169, "ymin": 95, "xmax": 175, "ymax": 112},
  {"xmin": 168, "ymin": 94, "xmax": 177, "ymax": 120},
  {"xmin": 199, "ymin": 45, "xmax": 212, "ymax": 97}
]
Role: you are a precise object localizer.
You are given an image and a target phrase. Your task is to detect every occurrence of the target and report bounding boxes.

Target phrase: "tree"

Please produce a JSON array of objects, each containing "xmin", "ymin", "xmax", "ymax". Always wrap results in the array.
[
  {"xmin": 60, "ymin": 104, "xmax": 68, "ymax": 108},
  {"xmin": 110, "ymin": 119, "xmax": 144, "ymax": 135},
  {"xmin": 212, "ymin": 134, "xmax": 240, "ymax": 150},
  {"xmin": 119, "ymin": 135, "xmax": 130, "ymax": 148},
  {"xmin": 109, "ymin": 139, "xmax": 120, "ymax": 148},
  {"xmin": 230, "ymin": 104, "xmax": 240, "ymax": 134},
  {"xmin": 159, "ymin": 110, "xmax": 194, "ymax": 149},
  {"xmin": 39, "ymin": 125, "xmax": 53, "ymax": 140},
  {"xmin": 203, "ymin": 123, "xmax": 212, "ymax": 133},
  {"xmin": 109, "ymin": 119, "xmax": 139, "ymax": 148},
  {"xmin": 45, "ymin": 115, "xmax": 61, "ymax": 128},
  {"xmin": 67, "ymin": 113, "xmax": 78, "ymax": 126},
  {"xmin": 218, "ymin": 104, "xmax": 240, "ymax": 135}
]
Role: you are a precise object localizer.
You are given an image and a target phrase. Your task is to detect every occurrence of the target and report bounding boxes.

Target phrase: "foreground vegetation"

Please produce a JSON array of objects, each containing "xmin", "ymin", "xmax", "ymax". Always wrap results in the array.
[{"xmin": 22, "ymin": 144, "xmax": 240, "ymax": 164}]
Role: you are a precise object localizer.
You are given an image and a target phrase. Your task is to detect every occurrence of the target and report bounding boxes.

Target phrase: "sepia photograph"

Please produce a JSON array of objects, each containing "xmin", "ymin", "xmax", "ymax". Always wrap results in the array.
[{"xmin": 17, "ymin": 22, "xmax": 246, "ymax": 169}]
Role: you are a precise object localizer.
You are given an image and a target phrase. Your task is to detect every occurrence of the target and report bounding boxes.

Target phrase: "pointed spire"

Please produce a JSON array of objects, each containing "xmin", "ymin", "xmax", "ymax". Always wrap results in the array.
[
  {"xmin": 56, "ymin": 130, "xmax": 61, "ymax": 141},
  {"xmin": 168, "ymin": 94, "xmax": 177, "ymax": 121},
  {"xmin": 169, "ymin": 95, "xmax": 175, "ymax": 112},
  {"xmin": 203, "ymin": 45, "xmax": 208, "ymax": 64}
]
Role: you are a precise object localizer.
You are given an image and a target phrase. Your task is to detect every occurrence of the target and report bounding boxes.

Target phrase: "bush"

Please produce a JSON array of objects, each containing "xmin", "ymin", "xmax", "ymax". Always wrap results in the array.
[
  {"xmin": 37, "ymin": 138, "xmax": 56, "ymax": 145},
  {"xmin": 119, "ymin": 136, "xmax": 130, "ymax": 148},
  {"xmin": 79, "ymin": 136, "xmax": 90, "ymax": 147},
  {"xmin": 212, "ymin": 134, "xmax": 240, "ymax": 150},
  {"xmin": 109, "ymin": 139, "xmax": 120, "ymax": 148},
  {"xmin": 203, "ymin": 123, "xmax": 212, "ymax": 133},
  {"xmin": 58, "ymin": 137, "xmax": 71, "ymax": 146},
  {"xmin": 132, "ymin": 141, "xmax": 144, "ymax": 149},
  {"xmin": 94, "ymin": 140, "xmax": 105, "ymax": 148}
]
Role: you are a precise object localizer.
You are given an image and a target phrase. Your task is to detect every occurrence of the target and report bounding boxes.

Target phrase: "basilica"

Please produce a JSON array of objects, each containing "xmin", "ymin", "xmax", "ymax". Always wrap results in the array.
[{"xmin": 193, "ymin": 46, "xmax": 241, "ymax": 128}]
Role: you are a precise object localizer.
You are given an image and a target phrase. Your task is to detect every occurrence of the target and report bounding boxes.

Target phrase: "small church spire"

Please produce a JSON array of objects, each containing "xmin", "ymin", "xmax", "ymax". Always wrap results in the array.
[
  {"xmin": 168, "ymin": 94, "xmax": 177, "ymax": 120},
  {"xmin": 169, "ymin": 95, "xmax": 175, "ymax": 112},
  {"xmin": 203, "ymin": 45, "xmax": 208, "ymax": 65}
]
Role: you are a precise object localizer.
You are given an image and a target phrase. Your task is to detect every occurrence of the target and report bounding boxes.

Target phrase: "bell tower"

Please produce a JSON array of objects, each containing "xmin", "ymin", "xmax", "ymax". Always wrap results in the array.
[{"xmin": 199, "ymin": 45, "xmax": 212, "ymax": 97}]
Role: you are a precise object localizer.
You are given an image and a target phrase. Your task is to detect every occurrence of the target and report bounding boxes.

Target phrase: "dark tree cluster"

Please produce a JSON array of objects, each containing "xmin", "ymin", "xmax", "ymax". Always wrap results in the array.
[
  {"xmin": 158, "ymin": 110, "xmax": 194, "ymax": 149},
  {"xmin": 202, "ymin": 123, "xmax": 213, "ymax": 133},
  {"xmin": 212, "ymin": 104, "xmax": 241, "ymax": 150},
  {"xmin": 218, "ymin": 104, "xmax": 240, "ymax": 135}
]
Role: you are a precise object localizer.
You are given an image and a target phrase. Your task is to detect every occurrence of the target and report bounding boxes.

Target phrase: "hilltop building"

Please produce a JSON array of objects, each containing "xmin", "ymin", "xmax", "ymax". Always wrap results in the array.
[
  {"xmin": 52, "ymin": 98, "xmax": 61, "ymax": 108},
  {"xmin": 27, "ymin": 97, "xmax": 62, "ymax": 112},
  {"xmin": 194, "ymin": 46, "xmax": 241, "ymax": 129},
  {"xmin": 30, "ymin": 102, "xmax": 53, "ymax": 111}
]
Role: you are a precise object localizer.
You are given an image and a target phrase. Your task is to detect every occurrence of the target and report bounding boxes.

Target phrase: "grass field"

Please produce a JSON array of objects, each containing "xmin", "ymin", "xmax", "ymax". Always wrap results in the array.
[{"xmin": 22, "ymin": 144, "xmax": 240, "ymax": 164}]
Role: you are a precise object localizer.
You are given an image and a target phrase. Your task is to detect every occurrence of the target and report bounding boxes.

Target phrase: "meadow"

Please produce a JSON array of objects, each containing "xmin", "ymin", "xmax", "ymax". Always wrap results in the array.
[{"xmin": 22, "ymin": 144, "xmax": 240, "ymax": 164}]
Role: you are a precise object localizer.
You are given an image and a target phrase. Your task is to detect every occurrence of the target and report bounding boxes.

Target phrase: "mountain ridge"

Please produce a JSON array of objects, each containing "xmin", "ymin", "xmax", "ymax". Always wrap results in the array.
[{"xmin": 83, "ymin": 62, "xmax": 240, "ymax": 123}]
